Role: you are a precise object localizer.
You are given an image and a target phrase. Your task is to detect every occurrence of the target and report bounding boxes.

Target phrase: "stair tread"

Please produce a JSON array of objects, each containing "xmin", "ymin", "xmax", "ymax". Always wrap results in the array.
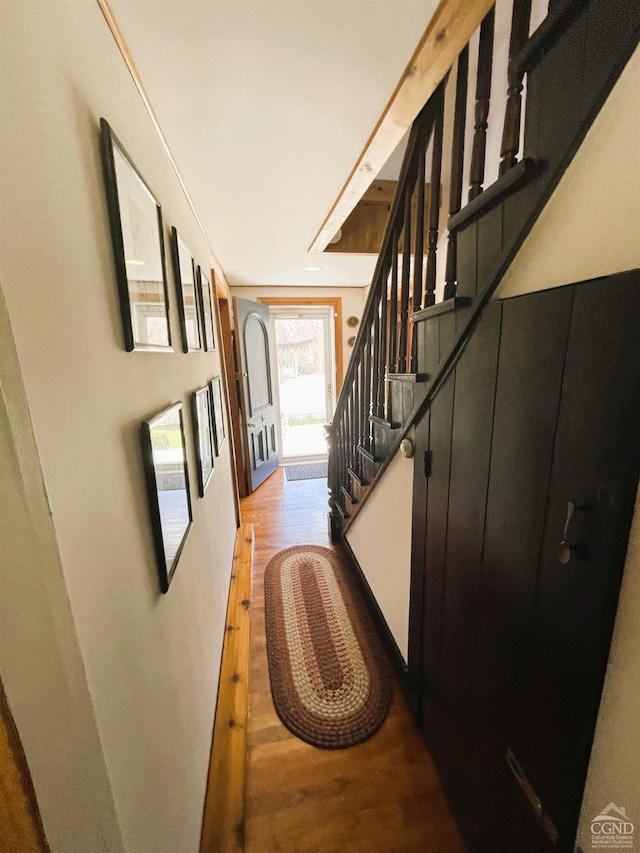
[
  {"xmin": 386, "ymin": 372, "xmax": 430, "ymax": 383},
  {"xmin": 340, "ymin": 485, "xmax": 359, "ymax": 505},
  {"xmin": 356, "ymin": 444, "xmax": 377, "ymax": 464},
  {"xmin": 334, "ymin": 500, "xmax": 350, "ymax": 520},
  {"xmin": 370, "ymin": 415, "xmax": 402, "ymax": 429},
  {"xmin": 447, "ymin": 157, "xmax": 536, "ymax": 234},
  {"xmin": 347, "ymin": 466, "xmax": 369, "ymax": 487},
  {"xmin": 410, "ymin": 296, "xmax": 472, "ymax": 323}
]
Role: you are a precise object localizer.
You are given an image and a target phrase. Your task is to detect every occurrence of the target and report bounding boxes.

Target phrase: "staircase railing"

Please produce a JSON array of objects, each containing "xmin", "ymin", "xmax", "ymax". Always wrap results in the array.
[{"xmin": 328, "ymin": 0, "xmax": 605, "ymax": 535}]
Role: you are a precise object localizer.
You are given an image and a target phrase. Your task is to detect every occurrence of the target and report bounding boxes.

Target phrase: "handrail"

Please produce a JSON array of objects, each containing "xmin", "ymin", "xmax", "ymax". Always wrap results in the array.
[
  {"xmin": 331, "ymin": 101, "xmax": 435, "ymax": 424},
  {"xmin": 328, "ymin": 0, "xmax": 593, "ymax": 533}
]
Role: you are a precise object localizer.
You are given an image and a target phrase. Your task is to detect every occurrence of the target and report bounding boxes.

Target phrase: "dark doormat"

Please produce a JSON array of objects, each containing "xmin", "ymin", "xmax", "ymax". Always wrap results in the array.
[
  {"xmin": 284, "ymin": 463, "xmax": 328, "ymax": 481},
  {"xmin": 264, "ymin": 545, "xmax": 391, "ymax": 748}
]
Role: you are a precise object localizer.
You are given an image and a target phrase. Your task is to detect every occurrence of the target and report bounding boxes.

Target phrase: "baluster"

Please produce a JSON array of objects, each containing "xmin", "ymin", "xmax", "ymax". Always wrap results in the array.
[
  {"xmin": 342, "ymin": 399, "xmax": 347, "ymax": 493},
  {"xmin": 352, "ymin": 352, "xmax": 359, "ymax": 475},
  {"xmin": 358, "ymin": 349, "xmax": 367, "ymax": 462},
  {"xmin": 343, "ymin": 409, "xmax": 348, "ymax": 489},
  {"xmin": 379, "ymin": 270, "xmax": 389, "ymax": 416},
  {"xmin": 389, "ymin": 229, "xmax": 399, "ymax": 372},
  {"xmin": 360, "ymin": 352, "xmax": 366, "ymax": 456},
  {"xmin": 328, "ymin": 420, "xmax": 337, "ymax": 513},
  {"xmin": 364, "ymin": 325, "xmax": 375, "ymax": 447},
  {"xmin": 360, "ymin": 347, "xmax": 368, "ymax": 458},
  {"xmin": 361, "ymin": 321, "xmax": 371, "ymax": 451},
  {"xmin": 500, "ymin": 0, "xmax": 532, "ymax": 175},
  {"xmin": 469, "ymin": 8, "xmax": 495, "ymax": 201},
  {"xmin": 397, "ymin": 187, "xmax": 413, "ymax": 372},
  {"xmin": 424, "ymin": 84, "xmax": 445, "ymax": 307},
  {"xmin": 373, "ymin": 280, "xmax": 388, "ymax": 418},
  {"xmin": 342, "ymin": 409, "xmax": 348, "ymax": 492},
  {"xmin": 349, "ymin": 381, "xmax": 356, "ymax": 486},
  {"xmin": 335, "ymin": 416, "xmax": 342, "ymax": 500},
  {"xmin": 346, "ymin": 395, "xmax": 353, "ymax": 491},
  {"xmin": 367, "ymin": 323, "xmax": 375, "ymax": 451},
  {"xmin": 331, "ymin": 417, "xmax": 342, "ymax": 492},
  {"xmin": 372, "ymin": 286, "xmax": 382, "ymax": 416},
  {"xmin": 409, "ymin": 125, "xmax": 428, "ymax": 372},
  {"xmin": 444, "ymin": 46, "xmax": 469, "ymax": 301}
]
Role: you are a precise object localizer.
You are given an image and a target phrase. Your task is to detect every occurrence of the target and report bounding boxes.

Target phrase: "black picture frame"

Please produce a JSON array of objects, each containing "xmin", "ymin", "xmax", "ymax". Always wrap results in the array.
[
  {"xmin": 100, "ymin": 118, "xmax": 173, "ymax": 353},
  {"xmin": 140, "ymin": 402, "xmax": 193, "ymax": 593},
  {"xmin": 171, "ymin": 228, "xmax": 202, "ymax": 353},
  {"xmin": 210, "ymin": 375, "xmax": 226, "ymax": 455},
  {"xmin": 191, "ymin": 386, "xmax": 215, "ymax": 497},
  {"xmin": 198, "ymin": 266, "xmax": 216, "ymax": 351}
]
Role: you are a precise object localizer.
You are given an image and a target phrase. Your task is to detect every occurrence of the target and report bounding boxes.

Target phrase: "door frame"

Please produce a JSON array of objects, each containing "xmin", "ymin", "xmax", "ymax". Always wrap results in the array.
[
  {"xmin": 267, "ymin": 304, "xmax": 335, "ymax": 464},
  {"xmin": 214, "ymin": 281, "xmax": 245, "ymax": 511},
  {"xmin": 0, "ymin": 678, "xmax": 49, "ymax": 852}
]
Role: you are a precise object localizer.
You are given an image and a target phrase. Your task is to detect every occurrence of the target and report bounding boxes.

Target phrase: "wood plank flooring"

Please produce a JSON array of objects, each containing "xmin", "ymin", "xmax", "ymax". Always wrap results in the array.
[{"xmin": 241, "ymin": 468, "xmax": 465, "ymax": 853}]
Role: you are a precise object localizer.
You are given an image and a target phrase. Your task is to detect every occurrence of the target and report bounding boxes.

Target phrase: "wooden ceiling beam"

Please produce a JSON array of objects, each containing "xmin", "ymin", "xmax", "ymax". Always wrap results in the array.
[{"xmin": 308, "ymin": 0, "xmax": 495, "ymax": 255}]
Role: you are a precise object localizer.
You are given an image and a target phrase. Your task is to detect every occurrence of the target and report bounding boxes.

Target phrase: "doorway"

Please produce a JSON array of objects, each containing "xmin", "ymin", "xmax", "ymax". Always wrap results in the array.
[{"xmin": 269, "ymin": 305, "xmax": 336, "ymax": 463}]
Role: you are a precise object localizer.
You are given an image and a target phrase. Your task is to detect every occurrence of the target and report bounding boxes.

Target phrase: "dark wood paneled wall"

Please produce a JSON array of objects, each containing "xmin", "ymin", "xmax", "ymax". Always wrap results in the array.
[{"xmin": 409, "ymin": 272, "xmax": 640, "ymax": 852}]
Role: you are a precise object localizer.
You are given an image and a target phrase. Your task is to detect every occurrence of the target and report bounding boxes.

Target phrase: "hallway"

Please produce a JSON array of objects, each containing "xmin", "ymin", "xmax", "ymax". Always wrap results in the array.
[{"xmin": 240, "ymin": 468, "xmax": 465, "ymax": 852}]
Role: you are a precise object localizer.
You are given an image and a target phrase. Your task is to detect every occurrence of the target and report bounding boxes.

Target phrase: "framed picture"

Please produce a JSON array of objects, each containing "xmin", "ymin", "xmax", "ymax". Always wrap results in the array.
[
  {"xmin": 198, "ymin": 266, "xmax": 216, "ymax": 351},
  {"xmin": 171, "ymin": 228, "xmax": 202, "ymax": 353},
  {"xmin": 210, "ymin": 375, "xmax": 226, "ymax": 455},
  {"xmin": 100, "ymin": 118, "xmax": 172, "ymax": 352},
  {"xmin": 191, "ymin": 386, "xmax": 214, "ymax": 497},
  {"xmin": 140, "ymin": 402, "xmax": 193, "ymax": 593}
]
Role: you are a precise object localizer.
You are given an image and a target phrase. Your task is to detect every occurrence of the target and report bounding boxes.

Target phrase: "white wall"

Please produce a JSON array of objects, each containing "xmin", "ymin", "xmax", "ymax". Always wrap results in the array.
[
  {"xmin": 495, "ymin": 44, "xmax": 640, "ymax": 299},
  {"xmin": 0, "ymin": 285, "xmax": 125, "ymax": 852},
  {"xmin": 345, "ymin": 441, "xmax": 414, "ymax": 661},
  {"xmin": 230, "ymin": 285, "xmax": 368, "ymax": 382},
  {"xmin": 0, "ymin": 3, "xmax": 237, "ymax": 852},
  {"xmin": 576, "ymin": 486, "xmax": 640, "ymax": 850}
]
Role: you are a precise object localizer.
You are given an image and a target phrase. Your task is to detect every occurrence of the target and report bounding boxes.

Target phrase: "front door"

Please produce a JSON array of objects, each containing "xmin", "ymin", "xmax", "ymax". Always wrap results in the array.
[{"xmin": 234, "ymin": 297, "xmax": 279, "ymax": 492}]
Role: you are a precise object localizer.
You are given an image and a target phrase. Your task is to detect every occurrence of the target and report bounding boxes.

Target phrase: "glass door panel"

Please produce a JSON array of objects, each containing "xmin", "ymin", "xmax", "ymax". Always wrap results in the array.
[{"xmin": 272, "ymin": 308, "xmax": 333, "ymax": 460}]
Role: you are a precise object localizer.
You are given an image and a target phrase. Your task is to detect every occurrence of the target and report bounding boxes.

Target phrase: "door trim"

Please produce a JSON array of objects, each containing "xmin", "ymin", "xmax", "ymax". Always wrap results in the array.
[
  {"xmin": 215, "ymin": 283, "xmax": 244, "ymax": 511},
  {"xmin": 0, "ymin": 679, "xmax": 49, "ymax": 852},
  {"xmin": 257, "ymin": 297, "xmax": 343, "ymax": 393}
]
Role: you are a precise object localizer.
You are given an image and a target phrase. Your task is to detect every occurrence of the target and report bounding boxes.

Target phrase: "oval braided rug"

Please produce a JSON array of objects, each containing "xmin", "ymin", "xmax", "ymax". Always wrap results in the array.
[{"xmin": 263, "ymin": 545, "xmax": 391, "ymax": 749}]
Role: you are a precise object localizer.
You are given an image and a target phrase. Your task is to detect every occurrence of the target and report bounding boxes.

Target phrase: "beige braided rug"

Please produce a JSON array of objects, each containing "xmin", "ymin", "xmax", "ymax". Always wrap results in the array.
[{"xmin": 264, "ymin": 545, "xmax": 391, "ymax": 749}]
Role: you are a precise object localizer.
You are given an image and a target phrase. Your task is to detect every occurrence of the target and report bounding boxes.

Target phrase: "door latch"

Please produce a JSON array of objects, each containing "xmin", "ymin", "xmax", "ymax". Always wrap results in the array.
[{"xmin": 557, "ymin": 501, "xmax": 588, "ymax": 565}]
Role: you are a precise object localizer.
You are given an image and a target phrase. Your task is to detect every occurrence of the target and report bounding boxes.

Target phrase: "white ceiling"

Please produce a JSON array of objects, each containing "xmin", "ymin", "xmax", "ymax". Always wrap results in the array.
[{"xmin": 108, "ymin": 0, "xmax": 439, "ymax": 288}]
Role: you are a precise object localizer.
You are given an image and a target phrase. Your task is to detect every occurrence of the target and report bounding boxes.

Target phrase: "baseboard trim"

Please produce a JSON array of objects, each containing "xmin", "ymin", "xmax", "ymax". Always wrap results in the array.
[
  {"xmin": 200, "ymin": 523, "xmax": 254, "ymax": 853},
  {"xmin": 338, "ymin": 535, "xmax": 410, "ymax": 700}
]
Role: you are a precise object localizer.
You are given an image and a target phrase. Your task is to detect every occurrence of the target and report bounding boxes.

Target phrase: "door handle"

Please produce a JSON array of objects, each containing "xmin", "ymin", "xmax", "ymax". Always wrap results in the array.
[
  {"xmin": 247, "ymin": 422, "xmax": 257, "ymax": 428},
  {"xmin": 557, "ymin": 501, "xmax": 588, "ymax": 565}
]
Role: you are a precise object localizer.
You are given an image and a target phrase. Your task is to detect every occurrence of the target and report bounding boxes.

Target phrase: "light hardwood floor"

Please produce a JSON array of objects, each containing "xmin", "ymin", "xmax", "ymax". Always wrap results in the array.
[{"xmin": 241, "ymin": 468, "xmax": 465, "ymax": 853}]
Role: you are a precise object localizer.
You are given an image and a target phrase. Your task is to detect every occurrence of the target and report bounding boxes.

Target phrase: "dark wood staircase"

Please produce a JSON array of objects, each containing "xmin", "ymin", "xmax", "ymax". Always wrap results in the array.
[{"xmin": 328, "ymin": 0, "xmax": 640, "ymax": 540}]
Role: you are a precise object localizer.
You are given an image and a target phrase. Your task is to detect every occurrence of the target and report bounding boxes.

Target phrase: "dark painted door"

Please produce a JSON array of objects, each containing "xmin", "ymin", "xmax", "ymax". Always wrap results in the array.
[
  {"xmin": 506, "ymin": 274, "xmax": 640, "ymax": 851},
  {"xmin": 234, "ymin": 297, "xmax": 279, "ymax": 492},
  {"xmin": 472, "ymin": 286, "xmax": 575, "ymax": 853},
  {"xmin": 410, "ymin": 275, "xmax": 640, "ymax": 852}
]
